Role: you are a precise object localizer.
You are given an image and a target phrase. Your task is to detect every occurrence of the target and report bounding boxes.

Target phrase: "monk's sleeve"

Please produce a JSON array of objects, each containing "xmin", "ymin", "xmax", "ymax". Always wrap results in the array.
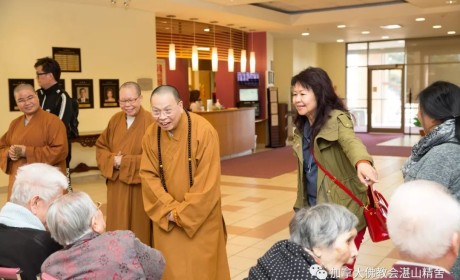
[
  {"xmin": 118, "ymin": 153, "xmax": 142, "ymax": 184},
  {"xmin": 0, "ymin": 130, "xmax": 11, "ymax": 174},
  {"xmin": 140, "ymin": 127, "xmax": 180, "ymax": 231},
  {"xmin": 95, "ymin": 124, "xmax": 117, "ymax": 180},
  {"xmin": 176, "ymin": 126, "xmax": 222, "ymax": 238},
  {"xmin": 25, "ymin": 119, "xmax": 68, "ymax": 165}
]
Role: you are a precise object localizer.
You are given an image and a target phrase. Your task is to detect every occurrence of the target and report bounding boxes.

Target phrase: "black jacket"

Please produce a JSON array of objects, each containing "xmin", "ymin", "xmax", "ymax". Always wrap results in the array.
[{"xmin": 0, "ymin": 224, "xmax": 62, "ymax": 280}]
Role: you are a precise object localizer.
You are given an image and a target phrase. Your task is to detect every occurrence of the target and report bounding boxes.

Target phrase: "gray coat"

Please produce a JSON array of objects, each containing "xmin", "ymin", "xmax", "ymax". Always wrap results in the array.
[{"xmin": 404, "ymin": 142, "xmax": 460, "ymax": 278}]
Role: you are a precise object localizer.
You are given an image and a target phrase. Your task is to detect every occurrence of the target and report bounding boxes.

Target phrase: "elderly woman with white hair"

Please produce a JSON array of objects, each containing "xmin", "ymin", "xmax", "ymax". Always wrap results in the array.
[
  {"xmin": 41, "ymin": 191, "xmax": 165, "ymax": 279},
  {"xmin": 380, "ymin": 180, "xmax": 460, "ymax": 280},
  {"xmin": 246, "ymin": 203, "xmax": 359, "ymax": 280}
]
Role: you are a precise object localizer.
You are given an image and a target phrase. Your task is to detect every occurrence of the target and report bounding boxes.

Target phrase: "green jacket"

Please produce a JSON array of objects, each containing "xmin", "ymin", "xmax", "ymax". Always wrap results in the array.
[{"xmin": 292, "ymin": 109, "xmax": 373, "ymax": 230}]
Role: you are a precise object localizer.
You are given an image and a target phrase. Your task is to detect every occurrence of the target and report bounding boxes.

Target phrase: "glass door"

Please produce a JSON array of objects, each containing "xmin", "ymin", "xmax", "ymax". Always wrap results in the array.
[{"xmin": 367, "ymin": 65, "xmax": 404, "ymax": 133}]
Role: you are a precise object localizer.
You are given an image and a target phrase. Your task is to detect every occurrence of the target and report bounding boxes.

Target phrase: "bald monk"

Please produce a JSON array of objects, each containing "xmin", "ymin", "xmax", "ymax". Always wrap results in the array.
[
  {"xmin": 96, "ymin": 81, "xmax": 154, "ymax": 246},
  {"xmin": 140, "ymin": 85, "xmax": 230, "ymax": 279},
  {"xmin": 0, "ymin": 83, "xmax": 67, "ymax": 199}
]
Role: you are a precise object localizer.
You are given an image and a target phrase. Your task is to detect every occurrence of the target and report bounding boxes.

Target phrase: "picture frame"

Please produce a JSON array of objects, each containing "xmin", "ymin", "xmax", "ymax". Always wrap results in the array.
[
  {"xmin": 99, "ymin": 79, "xmax": 119, "ymax": 108},
  {"xmin": 52, "ymin": 47, "xmax": 81, "ymax": 72},
  {"xmin": 72, "ymin": 79, "xmax": 94, "ymax": 109},
  {"xmin": 8, "ymin": 79, "xmax": 34, "ymax": 112},
  {"xmin": 156, "ymin": 59, "xmax": 167, "ymax": 86}
]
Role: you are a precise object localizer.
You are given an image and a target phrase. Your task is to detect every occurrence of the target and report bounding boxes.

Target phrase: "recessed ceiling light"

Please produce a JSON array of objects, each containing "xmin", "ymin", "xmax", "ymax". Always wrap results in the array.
[
  {"xmin": 197, "ymin": 47, "xmax": 210, "ymax": 51},
  {"xmin": 448, "ymin": 31, "xmax": 456, "ymax": 35},
  {"xmin": 415, "ymin": 18, "xmax": 425, "ymax": 22},
  {"xmin": 301, "ymin": 32, "xmax": 310, "ymax": 36},
  {"xmin": 446, "ymin": 0, "xmax": 457, "ymax": 4},
  {"xmin": 380, "ymin": 24, "xmax": 402, "ymax": 29},
  {"xmin": 361, "ymin": 31, "xmax": 370, "ymax": 34},
  {"xmin": 381, "ymin": 36, "xmax": 390, "ymax": 39},
  {"xmin": 337, "ymin": 39, "xmax": 344, "ymax": 43},
  {"xmin": 204, "ymin": 28, "xmax": 210, "ymax": 32},
  {"xmin": 433, "ymin": 25, "xmax": 442, "ymax": 29},
  {"xmin": 337, "ymin": 25, "xmax": 346, "ymax": 28}
]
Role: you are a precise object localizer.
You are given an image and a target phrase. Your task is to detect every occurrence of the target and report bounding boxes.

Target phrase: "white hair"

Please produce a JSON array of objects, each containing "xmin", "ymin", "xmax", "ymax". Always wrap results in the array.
[
  {"xmin": 46, "ymin": 192, "xmax": 98, "ymax": 246},
  {"xmin": 10, "ymin": 163, "xmax": 67, "ymax": 206},
  {"xmin": 388, "ymin": 180, "xmax": 460, "ymax": 259},
  {"xmin": 290, "ymin": 203, "xmax": 358, "ymax": 249}
]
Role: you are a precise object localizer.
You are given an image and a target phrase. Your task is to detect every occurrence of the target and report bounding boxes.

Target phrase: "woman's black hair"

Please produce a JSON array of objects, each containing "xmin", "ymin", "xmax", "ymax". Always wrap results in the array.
[
  {"xmin": 291, "ymin": 67, "xmax": 347, "ymax": 138},
  {"xmin": 418, "ymin": 81, "xmax": 460, "ymax": 140}
]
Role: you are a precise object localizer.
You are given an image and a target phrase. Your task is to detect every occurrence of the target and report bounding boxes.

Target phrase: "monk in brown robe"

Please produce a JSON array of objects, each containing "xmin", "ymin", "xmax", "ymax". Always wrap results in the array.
[
  {"xmin": 96, "ymin": 82, "xmax": 154, "ymax": 246},
  {"xmin": 0, "ymin": 83, "xmax": 68, "ymax": 199},
  {"xmin": 140, "ymin": 85, "xmax": 230, "ymax": 280}
]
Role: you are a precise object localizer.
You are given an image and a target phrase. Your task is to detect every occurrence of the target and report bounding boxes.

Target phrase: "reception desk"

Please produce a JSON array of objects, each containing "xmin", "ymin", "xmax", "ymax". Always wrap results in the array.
[{"xmin": 197, "ymin": 108, "xmax": 255, "ymax": 158}]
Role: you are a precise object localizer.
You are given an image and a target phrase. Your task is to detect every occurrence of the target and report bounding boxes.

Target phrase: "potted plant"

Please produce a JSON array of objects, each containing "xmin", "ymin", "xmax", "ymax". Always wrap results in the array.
[{"xmin": 413, "ymin": 117, "xmax": 425, "ymax": 136}]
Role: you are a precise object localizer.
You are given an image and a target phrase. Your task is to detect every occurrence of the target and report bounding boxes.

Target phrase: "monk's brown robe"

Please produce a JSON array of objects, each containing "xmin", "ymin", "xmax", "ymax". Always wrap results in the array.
[
  {"xmin": 96, "ymin": 107, "xmax": 154, "ymax": 246},
  {"xmin": 140, "ymin": 112, "xmax": 230, "ymax": 280},
  {"xmin": 0, "ymin": 109, "xmax": 68, "ymax": 199}
]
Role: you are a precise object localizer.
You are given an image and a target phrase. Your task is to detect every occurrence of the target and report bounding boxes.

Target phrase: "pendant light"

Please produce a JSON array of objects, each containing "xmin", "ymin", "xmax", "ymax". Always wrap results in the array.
[
  {"xmin": 211, "ymin": 21, "xmax": 218, "ymax": 72},
  {"xmin": 227, "ymin": 24, "xmax": 234, "ymax": 72},
  {"xmin": 167, "ymin": 15, "xmax": 176, "ymax": 71},
  {"xmin": 191, "ymin": 18, "xmax": 199, "ymax": 71},
  {"xmin": 240, "ymin": 27, "xmax": 247, "ymax": 73},
  {"xmin": 249, "ymin": 30, "xmax": 256, "ymax": 73}
]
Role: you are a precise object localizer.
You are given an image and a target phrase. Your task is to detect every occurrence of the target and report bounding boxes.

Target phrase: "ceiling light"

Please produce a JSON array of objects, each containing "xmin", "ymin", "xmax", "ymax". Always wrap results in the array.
[
  {"xmin": 204, "ymin": 28, "xmax": 210, "ymax": 32},
  {"xmin": 240, "ymin": 27, "xmax": 247, "ymax": 73},
  {"xmin": 211, "ymin": 21, "xmax": 218, "ymax": 72},
  {"xmin": 381, "ymin": 36, "xmax": 390, "ymax": 39},
  {"xmin": 415, "ymin": 18, "xmax": 425, "ymax": 22},
  {"xmin": 167, "ymin": 15, "xmax": 176, "ymax": 71},
  {"xmin": 249, "ymin": 30, "xmax": 256, "ymax": 73},
  {"xmin": 301, "ymin": 32, "xmax": 310, "ymax": 36},
  {"xmin": 447, "ymin": 31, "xmax": 456, "ymax": 35},
  {"xmin": 446, "ymin": 0, "xmax": 457, "ymax": 4},
  {"xmin": 197, "ymin": 47, "xmax": 210, "ymax": 51},
  {"xmin": 380, "ymin": 24, "xmax": 402, "ymax": 29},
  {"xmin": 433, "ymin": 25, "xmax": 442, "ymax": 29},
  {"xmin": 191, "ymin": 18, "xmax": 199, "ymax": 71},
  {"xmin": 361, "ymin": 31, "xmax": 370, "ymax": 35},
  {"xmin": 337, "ymin": 39, "xmax": 344, "ymax": 43},
  {"xmin": 337, "ymin": 25, "xmax": 346, "ymax": 28},
  {"xmin": 228, "ymin": 24, "xmax": 234, "ymax": 72}
]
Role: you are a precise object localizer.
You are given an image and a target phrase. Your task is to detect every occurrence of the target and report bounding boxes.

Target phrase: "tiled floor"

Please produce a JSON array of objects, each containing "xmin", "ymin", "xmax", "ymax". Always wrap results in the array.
[{"xmin": 0, "ymin": 139, "xmax": 411, "ymax": 279}]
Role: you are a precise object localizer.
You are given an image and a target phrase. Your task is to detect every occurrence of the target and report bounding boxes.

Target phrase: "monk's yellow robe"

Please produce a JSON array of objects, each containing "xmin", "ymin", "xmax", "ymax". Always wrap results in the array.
[
  {"xmin": 140, "ymin": 112, "xmax": 230, "ymax": 280},
  {"xmin": 0, "ymin": 109, "xmax": 68, "ymax": 199},
  {"xmin": 96, "ymin": 107, "xmax": 154, "ymax": 246}
]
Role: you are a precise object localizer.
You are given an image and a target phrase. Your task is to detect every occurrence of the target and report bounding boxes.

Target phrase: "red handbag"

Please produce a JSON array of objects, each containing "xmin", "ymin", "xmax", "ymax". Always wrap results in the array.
[{"xmin": 312, "ymin": 152, "xmax": 390, "ymax": 242}]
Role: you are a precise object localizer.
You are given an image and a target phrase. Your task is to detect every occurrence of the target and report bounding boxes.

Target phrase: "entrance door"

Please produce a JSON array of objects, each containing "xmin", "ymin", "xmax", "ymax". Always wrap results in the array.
[{"xmin": 367, "ymin": 65, "xmax": 404, "ymax": 133}]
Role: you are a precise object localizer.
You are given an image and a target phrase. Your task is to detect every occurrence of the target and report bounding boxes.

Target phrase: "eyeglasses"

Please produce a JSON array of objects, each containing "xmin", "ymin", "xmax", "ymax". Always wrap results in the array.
[
  {"xmin": 16, "ymin": 95, "xmax": 36, "ymax": 104},
  {"xmin": 119, "ymin": 96, "xmax": 140, "ymax": 105},
  {"xmin": 36, "ymin": 72, "xmax": 49, "ymax": 77}
]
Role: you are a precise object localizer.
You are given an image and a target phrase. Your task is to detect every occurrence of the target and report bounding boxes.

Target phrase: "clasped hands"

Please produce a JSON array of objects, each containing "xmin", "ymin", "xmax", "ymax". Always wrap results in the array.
[
  {"xmin": 8, "ymin": 145, "xmax": 25, "ymax": 161},
  {"xmin": 113, "ymin": 151, "xmax": 123, "ymax": 169}
]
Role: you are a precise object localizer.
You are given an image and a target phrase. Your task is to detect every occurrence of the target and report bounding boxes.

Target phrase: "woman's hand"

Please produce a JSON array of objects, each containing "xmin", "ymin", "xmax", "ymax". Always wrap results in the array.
[{"xmin": 356, "ymin": 162, "xmax": 378, "ymax": 186}]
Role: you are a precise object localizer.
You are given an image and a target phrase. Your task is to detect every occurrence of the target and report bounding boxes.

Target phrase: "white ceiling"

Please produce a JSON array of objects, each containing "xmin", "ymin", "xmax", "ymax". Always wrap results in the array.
[{"xmin": 59, "ymin": 0, "xmax": 460, "ymax": 43}]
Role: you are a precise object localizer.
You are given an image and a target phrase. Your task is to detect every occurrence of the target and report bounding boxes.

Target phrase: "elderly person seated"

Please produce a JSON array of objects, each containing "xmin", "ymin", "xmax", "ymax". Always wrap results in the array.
[
  {"xmin": 0, "ymin": 163, "xmax": 67, "ymax": 280},
  {"xmin": 41, "ymin": 191, "xmax": 165, "ymax": 279},
  {"xmin": 380, "ymin": 180, "xmax": 460, "ymax": 280},
  {"xmin": 246, "ymin": 203, "xmax": 358, "ymax": 280}
]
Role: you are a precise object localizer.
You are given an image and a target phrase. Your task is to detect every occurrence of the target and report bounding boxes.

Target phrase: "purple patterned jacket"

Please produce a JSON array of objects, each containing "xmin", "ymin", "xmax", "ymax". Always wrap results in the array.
[{"xmin": 41, "ymin": 230, "xmax": 165, "ymax": 279}]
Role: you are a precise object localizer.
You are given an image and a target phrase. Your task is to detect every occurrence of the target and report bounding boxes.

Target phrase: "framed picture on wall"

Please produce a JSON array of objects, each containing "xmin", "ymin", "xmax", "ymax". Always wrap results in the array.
[
  {"xmin": 8, "ymin": 78, "xmax": 34, "ymax": 112},
  {"xmin": 72, "ymin": 79, "xmax": 94, "ymax": 109},
  {"xmin": 157, "ymin": 59, "xmax": 167, "ymax": 86},
  {"xmin": 99, "ymin": 79, "xmax": 119, "ymax": 108}
]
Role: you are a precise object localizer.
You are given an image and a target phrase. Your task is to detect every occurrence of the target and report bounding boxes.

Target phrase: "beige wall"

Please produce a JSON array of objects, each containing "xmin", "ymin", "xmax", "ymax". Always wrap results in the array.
[
  {"xmin": 318, "ymin": 43, "xmax": 346, "ymax": 98},
  {"xmin": 0, "ymin": 0, "xmax": 156, "ymax": 186}
]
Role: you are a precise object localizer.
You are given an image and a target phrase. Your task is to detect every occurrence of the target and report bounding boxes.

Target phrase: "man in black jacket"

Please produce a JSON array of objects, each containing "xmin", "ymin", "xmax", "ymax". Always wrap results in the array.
[
  {"xmin": 34, "ymin": 57, "xmax": 74, "ymax": 188},
  {"xmin": 0, "ymin": 163, "xmax": 67, "ymax": 280}
]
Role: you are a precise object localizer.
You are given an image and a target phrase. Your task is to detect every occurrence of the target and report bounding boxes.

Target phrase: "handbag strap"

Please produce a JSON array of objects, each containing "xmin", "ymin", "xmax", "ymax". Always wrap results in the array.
[{"xmin": 310, "ymin": 147, "xmax": 365, "ymax": 208}]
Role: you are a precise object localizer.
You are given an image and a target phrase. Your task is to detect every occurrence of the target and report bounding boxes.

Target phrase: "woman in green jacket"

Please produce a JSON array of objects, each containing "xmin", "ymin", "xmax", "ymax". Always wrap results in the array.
[{"xmin": 291, "ymin": 67, "xmax": 378, "ymax": 280}]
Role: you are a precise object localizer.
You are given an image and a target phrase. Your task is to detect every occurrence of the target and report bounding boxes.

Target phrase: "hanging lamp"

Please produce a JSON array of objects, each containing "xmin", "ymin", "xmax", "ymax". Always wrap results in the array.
[
  {"xmin": 227, "ymin": 24, "xmax": 234, "ymax": 72},
  {"xmin": 191, "ymin": 18, "xmax": 199, "ymax": 71},
  {"xmin": 167, "ymin": 15, "xmax": 176, "ymax": 71},
  {"xmin": 249, "ymin": 30, "xmax": 256, "ymax": 73},
  {"xmin": 211, "ymin": 21, "xmax": 218, "ymax": 72},
  {"xmin": 240, "ymin": 27, "xmax": 247, "ymax": 73}
]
